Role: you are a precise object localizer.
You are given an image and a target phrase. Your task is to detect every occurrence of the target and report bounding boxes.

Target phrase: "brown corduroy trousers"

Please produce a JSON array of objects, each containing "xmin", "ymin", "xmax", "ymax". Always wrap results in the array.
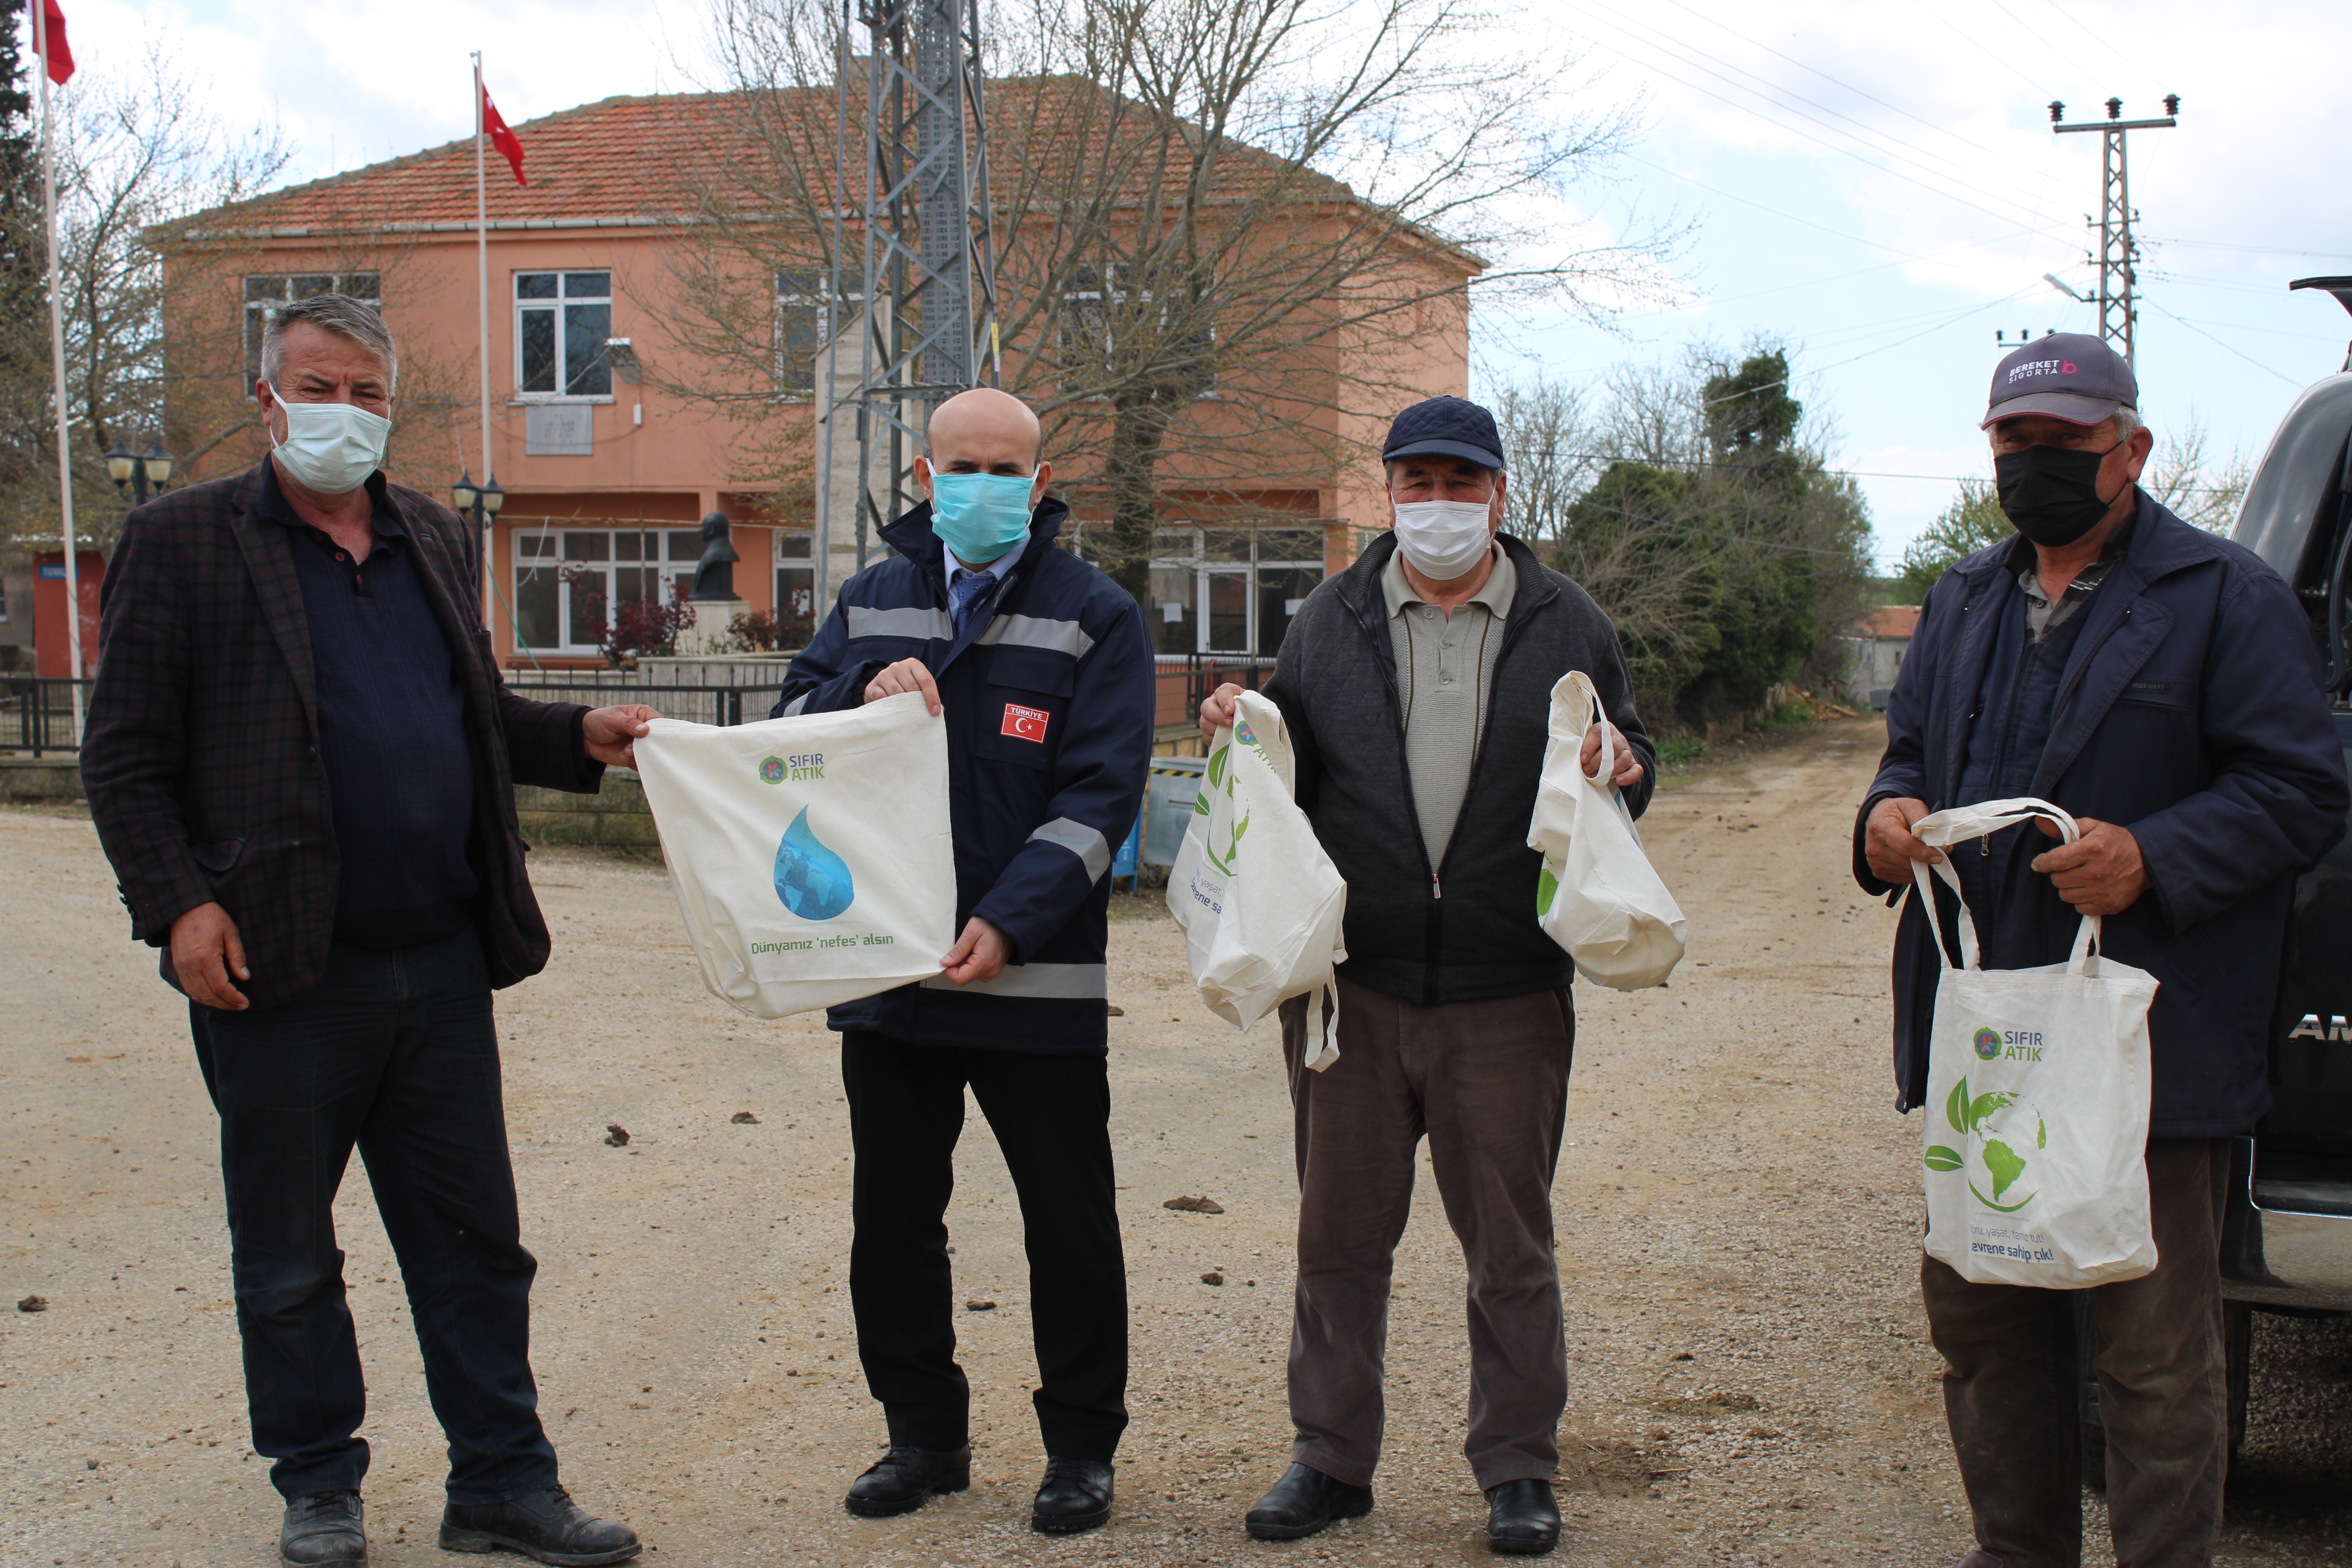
[
  {"xmin": 1278, "ymin": 976, "xmax": 1576, "ymax": 1489},
  {"xmin": 1923, "ymin": 1136, "xmax": 2233, "ymax": 1568}
]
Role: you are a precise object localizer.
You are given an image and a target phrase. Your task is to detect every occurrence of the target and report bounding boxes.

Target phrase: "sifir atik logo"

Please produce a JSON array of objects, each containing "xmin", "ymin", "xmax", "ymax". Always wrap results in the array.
[{"xmin": 1002, "ymin": 703, "xmax": 1050, "ymax": 743}]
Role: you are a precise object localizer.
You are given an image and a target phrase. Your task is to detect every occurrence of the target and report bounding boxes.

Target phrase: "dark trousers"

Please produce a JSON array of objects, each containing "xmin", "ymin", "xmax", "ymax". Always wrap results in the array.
[
  {"xmin": 190, "ymin": 932, "xmax": 558, "ymax": 1504},
  {"xmin": 840, "ymin": 1031, "xmax": 1128, "ymax": 1460},
  {"xmin": 1278, "ymin": 976, "xmax": 1576, "ymax": 1488},
  {"xmin": 1924, "ymin": 1137, "xmax": 2232, "ymax": 1568}
]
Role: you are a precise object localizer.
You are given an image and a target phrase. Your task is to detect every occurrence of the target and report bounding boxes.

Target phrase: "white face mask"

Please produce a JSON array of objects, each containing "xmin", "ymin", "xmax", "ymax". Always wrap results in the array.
[
  {"xmin": 1390, "ymin": 496, "xmax": 1495, "ymax": 581},
  {"xmin": 264, "ymin": 384, "xmax": 392, "ymax": 496}
]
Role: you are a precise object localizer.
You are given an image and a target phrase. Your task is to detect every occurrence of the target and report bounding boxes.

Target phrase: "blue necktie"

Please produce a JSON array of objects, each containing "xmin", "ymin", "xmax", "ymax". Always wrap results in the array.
[{"xmin": 950, "ymin": 569, "xmax": 997, "ymax": 640}]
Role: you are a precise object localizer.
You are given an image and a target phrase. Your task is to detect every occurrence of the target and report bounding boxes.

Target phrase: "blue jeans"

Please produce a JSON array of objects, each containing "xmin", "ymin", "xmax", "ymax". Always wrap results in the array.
[{"xmin": 190, "ymin": 931, "xmax": 560, "ymax": 1503}]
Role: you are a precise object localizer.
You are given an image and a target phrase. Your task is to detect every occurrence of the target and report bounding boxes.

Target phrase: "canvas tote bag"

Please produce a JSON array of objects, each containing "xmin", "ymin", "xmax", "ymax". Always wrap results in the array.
[
  {"xmin": 633, "ymin": 691, "xmax": 958, "ymax": 1019},
  {"xmin": 1168, "ymin": 691, "xmax": 1347, "ymax": 1069},
  {"xmin": 1525, "ymin": 671, "xmax": 1687, "ymax": 989},
  {"xmin": 1909, "ymin": 797, "xmax": 2160, "ymax": 1288}
]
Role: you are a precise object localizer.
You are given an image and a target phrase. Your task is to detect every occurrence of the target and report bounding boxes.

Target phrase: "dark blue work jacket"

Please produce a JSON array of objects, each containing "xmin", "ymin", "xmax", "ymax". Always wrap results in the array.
[
  {"xmin": 776, "ymin": 496, "xmax": 1154, "ymax": 1054},
  {"xmin": 1854, "ymin": 492, "xmax": 2348, "ymax": 1137}
]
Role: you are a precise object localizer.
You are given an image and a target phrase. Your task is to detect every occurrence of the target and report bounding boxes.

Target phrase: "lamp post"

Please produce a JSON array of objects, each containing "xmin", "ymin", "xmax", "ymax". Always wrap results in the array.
[
  {"xmin": 450, "ymin": 469, "xmax": 506, "ymax": 545},
  {"xmin": 106, "ymin": 435, "xmax": 175, "ymax": 506}
]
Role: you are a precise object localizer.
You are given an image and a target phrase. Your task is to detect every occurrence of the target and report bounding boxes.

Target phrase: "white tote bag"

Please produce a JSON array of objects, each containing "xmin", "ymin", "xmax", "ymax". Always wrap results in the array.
[
  {"xmin": 1168, "ymin": 691, "xmax": 1347, "ymax": 1069},
  {"xmin": 633, "ymin": 691, "xmax": 958, "ymax": 1019},
  {"xmin": 1909, "ymin": 797, "xmax": 2160, "ymax": 1288},
  {"xmin": 1525, "ymin": 671, "xmax": 1687, "ymax": 989}
]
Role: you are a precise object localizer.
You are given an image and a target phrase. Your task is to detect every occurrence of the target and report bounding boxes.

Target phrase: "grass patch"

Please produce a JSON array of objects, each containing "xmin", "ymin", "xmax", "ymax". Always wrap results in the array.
[{"xmin": 1654, "ymin": 737, "xmax": 1706, "ymax": 773}]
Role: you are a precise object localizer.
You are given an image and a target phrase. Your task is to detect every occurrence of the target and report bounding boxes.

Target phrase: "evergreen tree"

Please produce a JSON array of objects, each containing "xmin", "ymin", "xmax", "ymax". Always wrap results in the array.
[{"xmin": 0, "ymin": 0, "xmax": 46, "ymax": 507}]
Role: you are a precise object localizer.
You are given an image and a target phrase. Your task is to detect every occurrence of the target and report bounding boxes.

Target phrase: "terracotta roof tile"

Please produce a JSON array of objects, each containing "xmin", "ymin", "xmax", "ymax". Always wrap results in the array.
[{"xmin": 1854, "ymin": 604, "xmax": 1922, "ymax": 639}]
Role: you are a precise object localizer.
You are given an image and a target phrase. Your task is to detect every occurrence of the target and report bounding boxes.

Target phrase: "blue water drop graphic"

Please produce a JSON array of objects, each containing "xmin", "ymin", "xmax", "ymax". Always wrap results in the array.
[{"xmin": 774, "ymin": 805, "xmax": 855, "ymax": 920}]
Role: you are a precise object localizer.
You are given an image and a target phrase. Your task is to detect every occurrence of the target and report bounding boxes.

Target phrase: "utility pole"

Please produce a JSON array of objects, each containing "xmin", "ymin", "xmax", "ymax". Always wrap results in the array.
[
  {"xmin": 2052, "ymin": 94, "xmax": 2179, "ymax": 368},
  {"xmin": 817, "ymin": 0, "xmax": 999, "ymax": 596}
]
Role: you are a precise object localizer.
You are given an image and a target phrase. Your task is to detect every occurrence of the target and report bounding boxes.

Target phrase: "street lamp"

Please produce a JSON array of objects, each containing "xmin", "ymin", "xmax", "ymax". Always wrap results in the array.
[
  {"xmin": 450, "ymin": 470, "xmax": 507, "ymax": 545},
  {"xmin": 106, "ymin": 434, "xmax": 175, "ymax": 505}
]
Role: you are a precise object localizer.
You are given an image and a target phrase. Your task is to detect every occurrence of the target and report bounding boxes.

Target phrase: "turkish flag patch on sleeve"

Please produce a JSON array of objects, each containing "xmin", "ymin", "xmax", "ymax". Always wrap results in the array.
[{"xmin": 1001, "ymin": 703, "xmax": 1051, "ymax": 742}]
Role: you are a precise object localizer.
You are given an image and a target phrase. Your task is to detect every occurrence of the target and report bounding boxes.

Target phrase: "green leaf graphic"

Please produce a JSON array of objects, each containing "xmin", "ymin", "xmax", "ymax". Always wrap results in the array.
[
  {"xmin": 1537, "ymin": 865, "xmax": 1559, "ymax": 916},
  {"xmin": 1947, "ymin": 1078, "xmax": 1972, "ymax": 1135},
  {"xmin": 1206, "ymin": 743, "xmax": 1230, "ymax": 789},
  {"xmin": 1923, "ymin": 1145, "xmax": 1964, "ymax": 1172},
  {"xmin": 2037, "ymin": 1113, "xmax": 2047, "ymax": 1149}
]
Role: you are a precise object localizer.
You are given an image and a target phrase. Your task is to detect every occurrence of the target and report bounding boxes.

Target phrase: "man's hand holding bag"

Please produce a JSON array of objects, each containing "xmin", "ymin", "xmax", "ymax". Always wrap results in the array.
[{"xmin": 1525, "ymin": 670, "xmax": 1687, "ymax": 989}]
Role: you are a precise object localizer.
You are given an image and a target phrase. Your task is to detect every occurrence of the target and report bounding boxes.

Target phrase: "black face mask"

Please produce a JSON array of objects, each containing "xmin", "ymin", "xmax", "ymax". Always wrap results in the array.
[{"xmin": 1994, "ymin": 442, "xmax": 2124, "ymax": 548}]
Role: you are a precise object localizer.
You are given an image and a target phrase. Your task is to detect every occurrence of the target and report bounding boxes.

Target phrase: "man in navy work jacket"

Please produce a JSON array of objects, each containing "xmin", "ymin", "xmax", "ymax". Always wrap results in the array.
[
  {"xmin": 776, "ymin": 386, "xmax": 1154, "ymax": 1536},
  {"xmin": 1856, "ymin": 334, "xmax": 2347, "ymax": 1568},
  {"xmin": 80, "ymin": 295, "xmax": 649, "ymax": 1568}
]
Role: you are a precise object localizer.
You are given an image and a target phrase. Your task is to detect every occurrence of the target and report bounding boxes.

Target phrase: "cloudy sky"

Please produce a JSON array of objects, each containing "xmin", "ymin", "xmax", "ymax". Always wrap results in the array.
[{"xmin": 50, "ymin": 0, "xmax": 2352, "ymax": 566}]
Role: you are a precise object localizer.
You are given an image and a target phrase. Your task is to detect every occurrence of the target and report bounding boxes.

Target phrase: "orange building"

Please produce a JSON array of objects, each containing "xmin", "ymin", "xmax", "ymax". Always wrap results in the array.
[{"xmin": 158, "ymin": 85, "xmax": 1476, "ymax": 669}]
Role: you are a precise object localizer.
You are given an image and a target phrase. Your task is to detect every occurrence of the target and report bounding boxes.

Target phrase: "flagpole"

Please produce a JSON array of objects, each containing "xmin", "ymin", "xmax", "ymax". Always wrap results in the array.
[
  {"xmin": 473, "ymin": 51, "xmax": 494, "ymax": 635},
  {"xmin": 35, "ymin": 1, "xmax": 84, "ymax": 743}
]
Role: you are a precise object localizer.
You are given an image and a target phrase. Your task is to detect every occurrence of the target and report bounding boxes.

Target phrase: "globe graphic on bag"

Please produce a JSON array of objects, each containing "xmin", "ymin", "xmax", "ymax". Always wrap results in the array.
[
  {"xmin": 1968, "ymin": 1095, "xmax": 2045, "ymax": 1213},
  {"xmin": 773, "ymin": 806, "xmax": 855, "ymax": 920}
]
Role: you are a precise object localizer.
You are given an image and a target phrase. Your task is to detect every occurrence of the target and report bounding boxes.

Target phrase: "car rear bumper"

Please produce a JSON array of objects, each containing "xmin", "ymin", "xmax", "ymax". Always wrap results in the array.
[{"xmin": 2220, "ymin": 1135, "xmax": 2352, "ymax": 1311}]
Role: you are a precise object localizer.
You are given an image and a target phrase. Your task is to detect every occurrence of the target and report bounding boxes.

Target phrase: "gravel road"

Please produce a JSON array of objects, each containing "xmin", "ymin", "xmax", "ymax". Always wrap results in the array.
[{"xmin": 4, "ymin": 716, "xmax": 2347, "ymax": 1566}]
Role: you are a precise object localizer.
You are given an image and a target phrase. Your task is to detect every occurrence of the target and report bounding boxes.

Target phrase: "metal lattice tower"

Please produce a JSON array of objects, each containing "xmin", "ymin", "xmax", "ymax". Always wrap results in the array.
[
  {"xmin": 2052, "ymin": 96, "xmax": 2179, "ymax": 368},
  {"xmin": 818, "ymin": 0, "xmax": 999, "ymax": 586}
]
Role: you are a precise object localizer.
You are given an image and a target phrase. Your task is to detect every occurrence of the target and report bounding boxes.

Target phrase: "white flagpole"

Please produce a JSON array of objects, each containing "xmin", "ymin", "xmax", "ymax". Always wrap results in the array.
[
  {"xmin": 35, "ymin": 2, "xmax": 84, "ymax": 743},
  {"xmin": 474, "ymin": 52, "xmax": 494, "ymax": 633}
]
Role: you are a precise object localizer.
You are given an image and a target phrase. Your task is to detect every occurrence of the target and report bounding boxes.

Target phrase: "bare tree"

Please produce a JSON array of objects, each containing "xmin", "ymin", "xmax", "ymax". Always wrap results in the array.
[
  {"xmin": 659, "ymin": 0, "xmax": 1678, "ymax": 596},
  {"xmin": 2145, "ymin": 410, "xmax": 2251, "ymax": 534},
  {"xmin": 0, "ymin": 42, "xmax": 288, "ymax": 550}
]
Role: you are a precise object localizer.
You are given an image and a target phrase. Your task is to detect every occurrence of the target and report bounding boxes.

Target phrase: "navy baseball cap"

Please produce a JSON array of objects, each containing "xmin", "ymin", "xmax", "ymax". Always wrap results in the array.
[
  {"xmin": 1982, "ymin": 332, "xmax": 2138, "ymax": 429},
  {"xmin": 1383, "ymin": 395, "xmax": 1506, "ymax": 471}
]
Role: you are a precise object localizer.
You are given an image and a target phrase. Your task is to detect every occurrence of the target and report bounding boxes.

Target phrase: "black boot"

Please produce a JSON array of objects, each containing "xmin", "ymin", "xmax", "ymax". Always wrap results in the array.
[
  {"xmin": 439, "ymin": 1484, "xmax": 639, "ymax": 1566},
  {"xmin": 279, "ymin": 1489, "xmax": 365, "ymax": 1566},
  {"xmin": 1030, "ymin": 1458, "xmax": 1114, "ymax": 1534},
  {"xmin": 1485, "ymin": 1478, "xmax": 1561, "ymax": 1556},
  {"xmin": 1243, "ymin": 1462, "xmax": 1373, "ymax": 1541},
  {"xmin": 843, "ymin": 1445, "xmax": 972, "ymax": 1518}
]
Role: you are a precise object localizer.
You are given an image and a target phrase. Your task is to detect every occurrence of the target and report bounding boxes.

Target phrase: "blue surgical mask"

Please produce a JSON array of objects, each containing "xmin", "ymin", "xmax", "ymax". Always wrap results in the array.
[
  {"xmin": 264, "ymin": 383, "xmax": 392, "ymax": 495},
  {"xmin": 929, "ymin": 470, "xmax": 1036, "ymax": 566}
]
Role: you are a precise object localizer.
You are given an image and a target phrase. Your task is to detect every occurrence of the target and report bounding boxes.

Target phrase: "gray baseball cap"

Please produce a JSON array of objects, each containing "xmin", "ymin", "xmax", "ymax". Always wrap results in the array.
[{"xmin": 1981, "ymin": 332, "xmax": 2137, "ymax": 428}]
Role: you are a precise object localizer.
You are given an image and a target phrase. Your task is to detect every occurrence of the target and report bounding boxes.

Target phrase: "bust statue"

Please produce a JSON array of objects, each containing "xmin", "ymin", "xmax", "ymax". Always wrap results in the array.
[{"xmin": 690, "ymin": 511, "xmax": 743, "ymax": 602}]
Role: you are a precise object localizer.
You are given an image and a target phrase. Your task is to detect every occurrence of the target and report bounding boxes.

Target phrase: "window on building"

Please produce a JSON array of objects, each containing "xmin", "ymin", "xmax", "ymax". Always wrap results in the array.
[
  {"xmin": 1147, "ymin": 523, "xmax": 1325, "ymax": 656},
  {"xmin": 774, "ymin": 270, "xmax": 858, "ymax": 396},
  {"xmin": 1056, "ymin": 264, "xmax": 1214, "ymax": 396},
  {"xmin": 244, "ymin": 273, "xmax": 383, "ymax": 390},
  {"xmin": 516, "ymin": 271, "xmax": 613, "ymax": 399},
  {"xmin": 775, "ymin": 529, "xmax": 816, "ymax": 625},
  {"xmin": 511, "ymin": 525, "xmax": 700, "ymax": 654}
]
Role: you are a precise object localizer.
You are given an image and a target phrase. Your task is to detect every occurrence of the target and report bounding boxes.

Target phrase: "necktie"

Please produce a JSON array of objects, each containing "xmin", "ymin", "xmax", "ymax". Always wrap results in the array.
[{"xmin": 950, "ymin": 569, "xmax": 997, "ymax": 639}]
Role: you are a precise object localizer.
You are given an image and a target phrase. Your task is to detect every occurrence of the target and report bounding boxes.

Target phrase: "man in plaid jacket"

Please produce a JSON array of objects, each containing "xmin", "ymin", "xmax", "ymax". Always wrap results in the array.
[{"xmin": 81, "ymin": 295, "xmax": 649, "ymax": 1568}]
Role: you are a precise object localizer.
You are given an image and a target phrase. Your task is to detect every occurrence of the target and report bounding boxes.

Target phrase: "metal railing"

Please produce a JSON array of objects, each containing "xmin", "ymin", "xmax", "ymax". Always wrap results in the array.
[
  {"xmin": 1, "ymin": 677, "xmax": 93, "ymax": 756},
  {"xmin": 1152, "ymin": 653, "xmax": 1278, "ymax": 736},
  {"xmin": 502, "ymin": 678, "xmax": 776, "ymax": 727}
]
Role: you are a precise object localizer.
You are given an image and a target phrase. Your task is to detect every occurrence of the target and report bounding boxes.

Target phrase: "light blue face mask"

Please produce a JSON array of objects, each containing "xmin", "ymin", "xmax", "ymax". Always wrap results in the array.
[
  {"xmin": 264, "ymin": 383, "xmax": 392, "ymax": 496},
  {"xmin": 929, "ymin": 469, "xmax": 1036, "ymax": 566}
]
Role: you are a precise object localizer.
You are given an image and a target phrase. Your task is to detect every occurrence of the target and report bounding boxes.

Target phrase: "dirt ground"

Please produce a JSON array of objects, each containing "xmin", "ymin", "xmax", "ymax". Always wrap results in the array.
[{"xmin": 5, "ymin": 715, "xmax": 2348, "ymax": 1567}]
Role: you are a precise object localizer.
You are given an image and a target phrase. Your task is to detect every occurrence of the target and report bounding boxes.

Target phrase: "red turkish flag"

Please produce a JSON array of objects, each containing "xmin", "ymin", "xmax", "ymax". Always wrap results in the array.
[
  {"xmin": 36, "ymin": 0, "xmax": 74, "ymax": 84},
  {"xmin": 482, "ymin": 82, "xmax": 527, "ymax": 186},
  {"xmin": 1001, "ymin": 703, "xmax": 1050, "ymax": 743}
]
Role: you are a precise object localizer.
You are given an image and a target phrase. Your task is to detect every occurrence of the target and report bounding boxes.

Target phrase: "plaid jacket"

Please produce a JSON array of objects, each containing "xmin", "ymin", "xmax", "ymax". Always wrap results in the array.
[{"xmin": 80, "ymin": 460, "xmax": 602, "ymax": 1010}]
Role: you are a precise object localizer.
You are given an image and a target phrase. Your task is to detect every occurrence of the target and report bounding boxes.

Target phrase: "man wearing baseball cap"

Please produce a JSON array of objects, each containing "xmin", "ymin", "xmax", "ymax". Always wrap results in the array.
[
  {"xmin": 1856, "ymin": 335, "xmax": 2345, "ymax": 1566},
  {"xmin": 1201, "ymin": 394, "xmax": 1655, "ymax": 1556}
]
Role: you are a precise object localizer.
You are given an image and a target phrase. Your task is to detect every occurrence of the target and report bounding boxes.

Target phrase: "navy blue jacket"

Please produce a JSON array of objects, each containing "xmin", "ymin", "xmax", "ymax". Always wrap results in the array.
[
  {"xmin": 1854, "ymin": 492, "xmax": 2349, "ymax": 1137},
  {"xmin": 776, "ymin": 496, "xmax": 1154, "ymax": 1054}
]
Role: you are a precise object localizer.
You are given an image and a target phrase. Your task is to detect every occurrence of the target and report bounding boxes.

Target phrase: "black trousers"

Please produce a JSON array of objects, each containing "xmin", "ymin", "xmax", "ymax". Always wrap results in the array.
[
  {"xmin": 841, "ymin": 1031, "xmax": 1128, "ymax": 1460},
  {"xmin": 190, "ymin": 932, "xmax": 559, "ymax": 1504}
]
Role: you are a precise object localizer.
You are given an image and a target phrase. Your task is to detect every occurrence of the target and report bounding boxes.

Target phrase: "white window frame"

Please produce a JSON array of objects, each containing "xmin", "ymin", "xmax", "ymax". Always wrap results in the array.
[
  {"xmin": 510, "ymin": 524, "xmax": 700, "ymax": 655},
  {"xmin": 1147, "ymin": 524, "xmax": 1325, "ymax": 655},
  {"xmin": 514, "ymin": 270, "xmax": 616, "ymax": 404},
  {"xmin": 773, "ymin": 271, "xmax": 860, "ymax": 401},
  {"xmin": 243, "ymin": 272, "xmax": 382, "ymax": 398}
]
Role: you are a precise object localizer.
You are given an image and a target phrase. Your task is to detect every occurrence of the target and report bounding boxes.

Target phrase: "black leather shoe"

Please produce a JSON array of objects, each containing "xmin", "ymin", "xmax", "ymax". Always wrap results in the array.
[
  {"xmin": 1243, "ymin": 1462, "xmax": 1373, "ymax": 1541},
  {"xmin": 1031, "ymin": 1457, "xmax": 1114, "ymax": 1534},
  {"xmin": 1485, "ymin": 1478, "xmax": 1561, "ymax": 1555},
  {"xmin": 439, "ymin": 1484, "xmax": 639, "ymax": 1566},
  {"xmin": 279, "ymin": 1489, "xmax": 365, "ymax": 1566},
  {"xmin": 843, "ymin": 1445, "xmax": 972, "ymax": 1518}
]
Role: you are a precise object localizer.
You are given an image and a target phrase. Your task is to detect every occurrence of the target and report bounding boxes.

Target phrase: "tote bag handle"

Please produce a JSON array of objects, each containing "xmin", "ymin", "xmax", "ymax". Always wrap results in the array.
[{"xmin": 1905, "ymin": 796, "xmax": 2105, "ymax": 976}]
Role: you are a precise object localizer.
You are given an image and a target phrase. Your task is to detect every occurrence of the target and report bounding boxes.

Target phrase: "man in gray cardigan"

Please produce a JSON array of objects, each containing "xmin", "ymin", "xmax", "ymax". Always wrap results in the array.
[{"xmin": 1200, "ymin": 396, "xmax": 1653, "ymax": 1557}]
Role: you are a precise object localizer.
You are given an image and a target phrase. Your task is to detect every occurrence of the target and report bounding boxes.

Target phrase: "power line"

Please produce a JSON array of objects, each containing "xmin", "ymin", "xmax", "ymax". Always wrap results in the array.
[{"xmin": 2140, "ymin": 300, "xmax": 2305, "ymax": 387}]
